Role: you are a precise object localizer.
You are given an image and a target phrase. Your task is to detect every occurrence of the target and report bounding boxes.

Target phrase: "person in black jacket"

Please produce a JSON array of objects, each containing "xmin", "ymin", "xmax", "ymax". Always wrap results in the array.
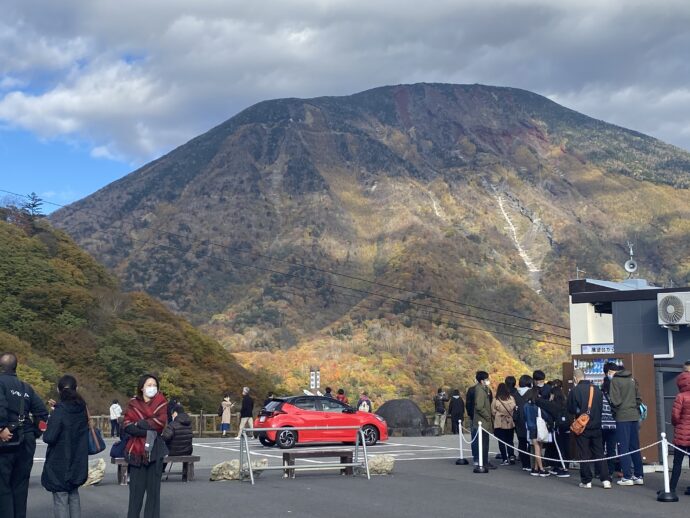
[
  {"xmin": 447, "ymin": 390, "xmax": 465, "ymax": 434},
  {"xmin": 41, "ymin": 375, "xmax": 89, "ymax": 518},
  {"xmin": 161, "ymin": 405, "xmax": 193, "ymax": 457},
  {"xmin": 535, "ymin": 385, "xmax": 570, "ymax": 477},
  {"xmin": 514, "ymin": 375, "xmax": 532, "ymax": 471},
  {"xmin": 567, "ymin": 369, "xmax": 611, "ymax": 489},
  {"xmin": 0, "ymin": 352, "xmax": 49, "ymax": 518},
  {"xmin": 235, "ymin": 387, "xmax": 254, "ymax": 439}
]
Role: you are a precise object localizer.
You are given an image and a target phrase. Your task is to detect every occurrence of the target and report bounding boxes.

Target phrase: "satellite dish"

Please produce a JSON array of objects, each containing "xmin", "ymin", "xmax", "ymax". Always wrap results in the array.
[{"xmin": 624, "ymin": 259, "xmax": 638, "ymax": 273}]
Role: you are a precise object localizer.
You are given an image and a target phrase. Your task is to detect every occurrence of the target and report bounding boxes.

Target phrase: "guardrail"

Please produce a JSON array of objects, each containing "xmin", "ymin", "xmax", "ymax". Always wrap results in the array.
[
  {"xmin": 238, "ymin": 426, "xmax": 371, "ymax": 485},
  {"xmin": 90, "ymin": 413, "xmax": 238, "ymax": 437}
]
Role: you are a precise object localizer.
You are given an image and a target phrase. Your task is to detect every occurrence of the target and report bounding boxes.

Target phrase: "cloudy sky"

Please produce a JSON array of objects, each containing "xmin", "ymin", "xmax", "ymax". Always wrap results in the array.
[{"xmin": 1, "ymin": 0, "xmax": 689, "ymax": 211}]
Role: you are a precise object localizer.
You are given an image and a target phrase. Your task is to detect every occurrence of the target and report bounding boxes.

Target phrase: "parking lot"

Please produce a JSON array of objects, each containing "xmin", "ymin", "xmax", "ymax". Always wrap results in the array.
[{"xmin": 27, "ymin": 435, "xmax": 690, "ymax": 517}]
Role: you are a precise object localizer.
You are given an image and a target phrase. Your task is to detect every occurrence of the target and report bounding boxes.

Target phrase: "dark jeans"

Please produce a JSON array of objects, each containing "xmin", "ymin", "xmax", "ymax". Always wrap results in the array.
[
  {"xmin": 601, "ymin": 428, "xmax": 620, "ymax": 474},
  {"xmin": 0, "ymin": 432, "xmax": 36, "ymax": 518},
  {"xmin": 450, "ymin": 416, "xmax": 461, "ymax": 435},
  {"xmin": 670, "ymin": 445, "xmax": 690, "ymax": 492},
  {"xmin": 616, "ymin": 421, "xmax": 643, "ymax": 479},
  {"xmin": 517, "ymin": 435, "xmax": 531, "ymax": 469},
  {"xmin": 471, "ymin": 427, "xmax": 490, "ymax": 466},
  {"xmin": 575, "ymin": 428, "xmax": 610, "ymax": 483},
  {"xmin": 110, "ymin": 419, "xmax": 120, "ymax": 437},
  {"xmin": 495, "ymin": 428, "xmax": 514, "ymax": 460},
  {"xmin": 128, "ymin": 461, "xmax": 164, "ymax": 518}
]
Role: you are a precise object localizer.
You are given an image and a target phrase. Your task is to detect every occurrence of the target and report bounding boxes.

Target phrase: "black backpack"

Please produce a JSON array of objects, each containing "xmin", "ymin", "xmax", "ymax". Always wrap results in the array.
[
  {"xmin": 217, "ymin": 404, "xmax": 223, "ymax": 417},
  {"xmin": 465, "ymin": 386, "xmax": 475, "ymax": 419}
]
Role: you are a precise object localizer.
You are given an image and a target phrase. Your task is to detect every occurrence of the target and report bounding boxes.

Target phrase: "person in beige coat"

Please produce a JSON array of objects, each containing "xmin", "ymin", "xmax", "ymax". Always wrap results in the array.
[
  {"xmin": 220, "ymin": 394, "xmax": 235, "ymax": 437},
  {"xmin": 491, "ymin": 383, "xmax": 517, "ymax": 465}
]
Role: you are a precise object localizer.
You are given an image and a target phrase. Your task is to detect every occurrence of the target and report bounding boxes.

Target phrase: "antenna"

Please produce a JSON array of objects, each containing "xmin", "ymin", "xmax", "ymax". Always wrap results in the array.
[
  {"xmin": 575, "ymin": 266, "xmax": 586, "ymax": 280},
  {"xmin": 624, "ymin": 241, "xmax": 638, "ymax": 278}
]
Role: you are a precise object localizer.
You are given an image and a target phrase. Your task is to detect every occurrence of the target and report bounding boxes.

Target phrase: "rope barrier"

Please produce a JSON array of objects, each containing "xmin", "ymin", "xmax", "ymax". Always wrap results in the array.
[
  {"xmin": 668, "ymin": 442, "xmax": 690, "ymax": 455},
  {"xmin": 485, "ymin": 429, "xmax": 662, "ymax": 464}
]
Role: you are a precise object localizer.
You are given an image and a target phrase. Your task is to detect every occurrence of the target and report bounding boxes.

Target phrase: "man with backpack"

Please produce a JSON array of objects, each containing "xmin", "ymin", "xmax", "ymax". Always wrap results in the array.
[
  {"xmin": 356, "ymin": 391, "xmax": 372, "ymax": 412},
  {"xmin": 567, "ymin": 369, "xmax": 611, "ymax": 489}
]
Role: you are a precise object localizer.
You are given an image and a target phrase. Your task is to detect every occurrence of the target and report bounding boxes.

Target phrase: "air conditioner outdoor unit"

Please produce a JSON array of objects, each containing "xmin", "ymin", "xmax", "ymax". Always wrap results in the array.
[{"xmin": 658, "ymin": 292, "xmax": 690, "ymax": 326}]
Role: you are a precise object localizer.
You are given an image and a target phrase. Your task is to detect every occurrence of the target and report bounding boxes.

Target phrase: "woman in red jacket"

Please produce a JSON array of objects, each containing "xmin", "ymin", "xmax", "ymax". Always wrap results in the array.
[{"xmin": 671, "ymin": 371, "xmax": 690, "ymax": 493}]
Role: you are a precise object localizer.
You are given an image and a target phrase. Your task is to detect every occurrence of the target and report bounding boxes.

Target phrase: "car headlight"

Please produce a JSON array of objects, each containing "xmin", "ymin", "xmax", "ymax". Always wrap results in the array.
[{"xmin": 375, "ymin": 415, "xmax": 386, "ymax": 423}]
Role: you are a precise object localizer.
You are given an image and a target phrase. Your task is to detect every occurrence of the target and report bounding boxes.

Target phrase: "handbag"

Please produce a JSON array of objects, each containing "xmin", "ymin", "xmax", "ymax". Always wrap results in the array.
[
  {"xmin": 570, "ymin": 385, "xmax": 594, "ymax": 436},
  {"xmin": 0, "ymin": 382, "xmax": 26, "ymax": 450},
  {"xmin": 536, "ymin": 408, "xmax": 551, "ymax": 443},
  {"xmin": 87, "ymin": 408, "xmax": 106, "ymax": 455}
]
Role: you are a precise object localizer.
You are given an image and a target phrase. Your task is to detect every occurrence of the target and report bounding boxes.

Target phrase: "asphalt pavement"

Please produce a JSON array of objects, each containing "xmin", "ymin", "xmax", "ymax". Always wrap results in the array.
[{"xmin": 26, "ymin": 434, "xmax": 690, "ymax": 518}]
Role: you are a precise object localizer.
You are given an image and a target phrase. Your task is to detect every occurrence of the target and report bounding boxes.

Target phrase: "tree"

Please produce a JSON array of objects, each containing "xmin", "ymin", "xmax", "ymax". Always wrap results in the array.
[{"xmin": 22, "ymin": 192, "xmax": 43, "ymax": 217}]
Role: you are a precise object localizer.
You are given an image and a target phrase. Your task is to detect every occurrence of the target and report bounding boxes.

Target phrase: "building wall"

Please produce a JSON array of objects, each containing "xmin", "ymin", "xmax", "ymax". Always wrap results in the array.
[
  {"xmin": 612, "ymin": 299, "xmax": 690, "ymax": 364},
  {"xmin": 569, "ymin": 297, "xmax": 614, "ymax": 355}
]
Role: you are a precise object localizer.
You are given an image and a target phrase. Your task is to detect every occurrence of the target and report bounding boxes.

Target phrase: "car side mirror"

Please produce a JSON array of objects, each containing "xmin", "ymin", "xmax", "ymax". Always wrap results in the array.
[{"xmin": 343, "ymin": 407, "xmax": 356, "ymax": 414}]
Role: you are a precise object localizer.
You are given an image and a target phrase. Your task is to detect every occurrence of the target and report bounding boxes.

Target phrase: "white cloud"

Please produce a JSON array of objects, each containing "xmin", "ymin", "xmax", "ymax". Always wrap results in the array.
[{"xmin": 0, "ymin": 0, "xmax": 689, "ymax": 163}]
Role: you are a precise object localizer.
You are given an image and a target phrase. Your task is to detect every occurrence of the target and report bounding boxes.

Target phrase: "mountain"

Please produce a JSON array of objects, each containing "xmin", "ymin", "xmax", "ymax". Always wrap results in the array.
[
  {"xmin": 50, "ymin": 83, "xmax": 690, "ymax": 408},
  {"xmin": 0, "ymin": 207, "xmax": 269, "ymax": 410}
]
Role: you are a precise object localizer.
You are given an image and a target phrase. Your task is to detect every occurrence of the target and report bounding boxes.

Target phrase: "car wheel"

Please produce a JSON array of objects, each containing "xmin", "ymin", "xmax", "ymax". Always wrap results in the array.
[
  {"xmin": 258, "ymin": 433, "xmax": 276, "ymax": 447},
  {"xmin": 277, "ymin": 428, "xmax": 297, "ymax": 449},
  {"xmin": 362, "ymin": 425, "xmax": 379, "ymax": 446}
]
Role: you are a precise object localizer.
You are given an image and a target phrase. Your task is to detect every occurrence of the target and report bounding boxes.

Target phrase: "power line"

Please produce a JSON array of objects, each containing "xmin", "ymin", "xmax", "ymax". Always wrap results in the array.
[
  {"xmin": 1, "ymin": 187, "xmax": 571, "ymax": 335},
  {"xmin": 128, "ymin": 234, "xmax": 570, "ymax": 347}
]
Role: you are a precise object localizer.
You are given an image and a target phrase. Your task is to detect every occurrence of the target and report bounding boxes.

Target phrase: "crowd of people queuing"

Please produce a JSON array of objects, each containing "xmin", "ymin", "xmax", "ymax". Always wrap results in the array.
[
  {"xmin": 433, "ymin": 363, "xmax": 666, "ymax": 490},
  {"xmin": 5, "ymin": 347, "xmax": 690, "ymax": 516}
]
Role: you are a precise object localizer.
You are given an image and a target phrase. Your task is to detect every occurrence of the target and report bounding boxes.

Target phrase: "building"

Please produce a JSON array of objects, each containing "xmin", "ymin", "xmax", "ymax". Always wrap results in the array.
[{"xmin": 569, "ymin": 278, "xmax": 690, "ymax": 439}]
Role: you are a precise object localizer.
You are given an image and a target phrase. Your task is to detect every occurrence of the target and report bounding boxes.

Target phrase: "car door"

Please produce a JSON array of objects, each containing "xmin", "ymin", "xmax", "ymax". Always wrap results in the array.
[
  {"xmin": 290, "ymin": 397, "xmax": 320, "ymax": 442},
  {"xmin": 319, "ymin": 397, "xmax": 357, "ymax": 441}
]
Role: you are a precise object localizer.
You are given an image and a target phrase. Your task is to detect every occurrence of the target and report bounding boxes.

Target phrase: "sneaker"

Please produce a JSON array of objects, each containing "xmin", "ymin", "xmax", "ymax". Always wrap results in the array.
[
  {"xmin": 522, "ymin": 467, "xmax": 532, "ymax": 472},
  {"xmin": 579, "ymin": 482, "xmax": 592, "ymax": 489},
  {"xmin": 602, "ymin": 480, "xmax": 612, "ymax": 489},
  {"xmin": 633, "ymin": 476, "xmax": 644, "ymax": 486},
  {"xmin": 617, "ymin": 478, "xmax": 634, "ymax": 486},
  {"xmin": 501, "ymin": 460, "xmax": 511, "ymax": 466},
  {"xmin": 530, "ymin": 468, "xmax": 540, "ymax": 476},
  {"xmin": 539, "ymin": 470, "xmax": 550, "ymax": 477},
  {"xmin": 555, "ymin": 468, "xmax": 571, "ymax": 478},
  {"xmin": 548, "ymin": 467, "xmax": 559, "ymax": 475}
]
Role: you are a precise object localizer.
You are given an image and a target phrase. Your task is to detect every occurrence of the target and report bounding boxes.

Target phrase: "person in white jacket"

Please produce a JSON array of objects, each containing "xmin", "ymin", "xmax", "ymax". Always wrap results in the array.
[{"xmin": 109, "ymin": 399, "xmax": 123, "ymax": 437}]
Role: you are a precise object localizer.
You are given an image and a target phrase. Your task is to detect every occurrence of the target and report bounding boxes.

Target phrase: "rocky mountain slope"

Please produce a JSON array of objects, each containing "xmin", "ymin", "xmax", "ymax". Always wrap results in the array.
[
  {"xmin": 50, "ymin": 83, "xmax": 690, "ymax": 408},
  {"xmin": 0, "ymin": 207, "xmax": 269, "ymax": 410}
]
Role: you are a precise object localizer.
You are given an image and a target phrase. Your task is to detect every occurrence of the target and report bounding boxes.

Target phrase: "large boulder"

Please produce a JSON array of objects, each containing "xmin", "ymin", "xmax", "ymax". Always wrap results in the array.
[
  {"xmin": 210, "ymin": 458, "xmax": 268, "ymax": 481},
  {"xmin": 376, "ymin": 399, "xmax": 433, "ymax": 436},
  {"xmin": 83, "ymin": 458, "xmax": 106, "ymax": 486},
  {"xmin": 368, "ymin": 454, "xmax": 395, "ymax": 475}
]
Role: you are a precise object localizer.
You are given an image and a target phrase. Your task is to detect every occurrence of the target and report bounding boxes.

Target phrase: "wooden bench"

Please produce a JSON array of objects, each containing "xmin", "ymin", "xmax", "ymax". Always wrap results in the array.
[
  {"xmin": 281, "ymin": 449, "xmax": 355, "ymax": 479},
  {"xmin": 111, "ymin": 455, "xmax": 201, "ymax": 485}
]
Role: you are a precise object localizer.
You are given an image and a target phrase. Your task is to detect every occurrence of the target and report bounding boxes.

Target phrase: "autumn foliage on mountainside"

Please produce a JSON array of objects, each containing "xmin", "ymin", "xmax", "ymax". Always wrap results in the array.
[{"xmin": 0, "ymin": 207, "xmax": 270, "ymax": 411}]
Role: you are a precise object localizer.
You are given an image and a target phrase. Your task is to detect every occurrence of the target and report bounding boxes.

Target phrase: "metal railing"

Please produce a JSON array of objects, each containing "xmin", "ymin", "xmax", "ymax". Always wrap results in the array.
[
  {"xmin": 91, "ymin": 413, "xmax": 238, "ymax": 437},
  {"xmin": 238, "ymin": 426, "xmax": 371, "ymax": 485}
]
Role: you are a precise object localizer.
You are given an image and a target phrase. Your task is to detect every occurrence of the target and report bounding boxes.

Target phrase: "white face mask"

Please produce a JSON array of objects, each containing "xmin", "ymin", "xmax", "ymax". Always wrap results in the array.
[{"xmin": 144, "ymin": 386, "xmax": 158, "ymax": 398}]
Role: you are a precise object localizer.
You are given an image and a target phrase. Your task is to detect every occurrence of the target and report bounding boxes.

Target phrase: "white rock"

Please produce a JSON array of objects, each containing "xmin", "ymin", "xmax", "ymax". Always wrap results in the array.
[
  {"xmin": 210, "ymin": 458, "xmax": 268, "ymax": 481},
  {"xmin": 368, "ymin": 454, "xmax": 395, "ymax": 475}
]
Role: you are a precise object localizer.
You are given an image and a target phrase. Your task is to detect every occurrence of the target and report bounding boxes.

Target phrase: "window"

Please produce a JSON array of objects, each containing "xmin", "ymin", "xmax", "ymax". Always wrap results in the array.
[
  {"xmin": 292, "ymin": 397, "xmax": 317, "ymax": 411},
  {"xmin": 320, "ymin": 398, "xmax": 348, "ymax": 413}
]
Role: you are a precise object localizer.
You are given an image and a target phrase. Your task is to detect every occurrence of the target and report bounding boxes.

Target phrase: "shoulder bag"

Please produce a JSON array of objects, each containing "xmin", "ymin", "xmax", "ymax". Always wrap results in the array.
[
  {"xmin": 87, "ymin": 407, "xmax": 106, "ymax": 455},
  {"xmin": 570, "ymin": 385, "xmax": 594, "ymax": 436}
]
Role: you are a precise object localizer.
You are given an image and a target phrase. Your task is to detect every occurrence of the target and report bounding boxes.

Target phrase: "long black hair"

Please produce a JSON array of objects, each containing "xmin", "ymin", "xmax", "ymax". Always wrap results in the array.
[{"xmin": 58, "ymin": 375, "xmax": 85, "ymax": 404}]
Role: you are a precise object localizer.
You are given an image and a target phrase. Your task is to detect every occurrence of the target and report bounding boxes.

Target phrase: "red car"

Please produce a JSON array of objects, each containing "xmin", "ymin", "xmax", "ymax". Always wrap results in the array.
[{"xmin": 253, "ymin": 395, "xmax": 388, "ymax": 448}]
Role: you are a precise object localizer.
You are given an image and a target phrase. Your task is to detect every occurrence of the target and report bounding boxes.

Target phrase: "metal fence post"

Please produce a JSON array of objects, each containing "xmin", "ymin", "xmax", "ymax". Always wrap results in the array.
[
  {"xmin": 657, "ymin": 433, "xmax": 678, "ymax": 502},
  {"xmin": 473, "ymin": 421, "xmax": 488, "ymax": 473},
  {"xmin": 456, "ymin": 419, "xmax": 468, "ymax": 465}
]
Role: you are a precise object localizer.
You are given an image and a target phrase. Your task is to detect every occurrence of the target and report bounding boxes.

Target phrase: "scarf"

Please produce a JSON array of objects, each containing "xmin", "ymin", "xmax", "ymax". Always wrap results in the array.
[{"xmin": 123, "ymin": 392, "xmax": 168, "ymax": 465}]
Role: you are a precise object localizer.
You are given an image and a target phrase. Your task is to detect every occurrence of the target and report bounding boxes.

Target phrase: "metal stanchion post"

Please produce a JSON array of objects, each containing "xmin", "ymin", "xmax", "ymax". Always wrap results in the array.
[
  {"xmin": 473, "ymin": 421, "xmax": 488, "ymax": 474},
  {"xmin": 456, "ymin": 419, "xmax": 468, "ymax": 465},
  {"xmin": 657, "ymin": 433, "xmax": 678, "ymax": 502}
]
